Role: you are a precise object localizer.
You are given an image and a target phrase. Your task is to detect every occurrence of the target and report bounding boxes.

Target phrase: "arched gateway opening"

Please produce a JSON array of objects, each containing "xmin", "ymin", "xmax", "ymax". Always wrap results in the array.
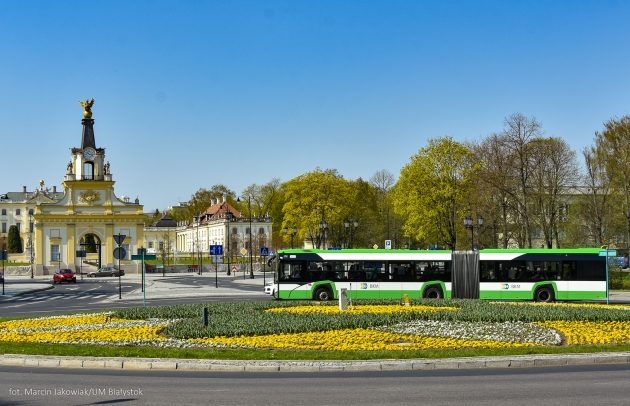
[{"xmin": 80, "ymin": 233, "xmax": 102, "ymax": 269}]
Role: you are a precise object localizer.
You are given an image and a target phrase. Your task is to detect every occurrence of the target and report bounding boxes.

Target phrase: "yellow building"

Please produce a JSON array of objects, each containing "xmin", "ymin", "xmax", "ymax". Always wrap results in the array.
[{"xmin": 1, "ymin": 100, "xmax": 146, "ymax": 275}]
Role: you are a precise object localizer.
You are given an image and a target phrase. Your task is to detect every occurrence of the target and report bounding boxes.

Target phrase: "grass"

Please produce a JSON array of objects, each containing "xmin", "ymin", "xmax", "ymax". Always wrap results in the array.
[{"xmin": 2, "ymin": 340, "xmax": 630, "ymax": 361}]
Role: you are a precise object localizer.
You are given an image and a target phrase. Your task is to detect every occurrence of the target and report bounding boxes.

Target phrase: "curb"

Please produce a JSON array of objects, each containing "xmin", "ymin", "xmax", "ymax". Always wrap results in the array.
[{"xmin": 2, "ymin": 352, "xmax": 629, "ymax": 373}]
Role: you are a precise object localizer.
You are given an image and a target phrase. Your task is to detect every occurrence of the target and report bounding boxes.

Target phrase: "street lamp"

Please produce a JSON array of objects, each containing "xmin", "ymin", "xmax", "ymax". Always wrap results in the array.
[
  {"xmin": 463, "ymin": 216, "xmax": 484, "ymax": 250},
  {"xmin": 319, "ymin": 220, "xmax": 328, "ymax": 249},
  {"xmin": 282, "ymin": 227, "xmax": 298, "ymax": 249},
  {"xmin": 28, "ymin": 209, "xmax": 34, "ymax": 278},
  {"xmin": 226, "ymin": 213, "xmax": 232, "ymax": 276},
  {"xmin": 237, "ymin": 196, "xmax": 254, "ymax": 279},
  {"xmin": 344, "ymin": 219, "xmax": 358, "ymax": 248}
]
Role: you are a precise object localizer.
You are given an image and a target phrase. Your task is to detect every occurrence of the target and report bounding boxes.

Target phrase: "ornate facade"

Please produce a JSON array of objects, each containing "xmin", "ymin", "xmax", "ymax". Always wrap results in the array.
[{"xmin": 0, "ymin": 101, "xmax": 146, "ymax": 274}]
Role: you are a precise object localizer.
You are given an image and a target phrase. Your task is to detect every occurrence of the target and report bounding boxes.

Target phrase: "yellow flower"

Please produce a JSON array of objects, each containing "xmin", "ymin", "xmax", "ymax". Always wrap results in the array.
[{"xmin": 266, "ymin": 304, "xmax": 457, "ymax": 315}]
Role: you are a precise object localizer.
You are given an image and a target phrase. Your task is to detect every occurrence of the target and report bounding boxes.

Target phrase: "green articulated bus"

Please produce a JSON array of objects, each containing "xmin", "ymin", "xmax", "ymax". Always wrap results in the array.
[{"xmin": 264, "ymin": 248, "xmax": 607, "ymax": 302}]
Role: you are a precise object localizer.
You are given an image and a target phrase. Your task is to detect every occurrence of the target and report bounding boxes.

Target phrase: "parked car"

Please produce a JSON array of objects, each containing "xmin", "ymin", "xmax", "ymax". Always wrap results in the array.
[
  {"xmin": 87, "ymin": 267, "xmax": 125, "ymax": 277},
  {"xmin": 53, "ymin": 268, "xmax": 77, "ymax": 284}
]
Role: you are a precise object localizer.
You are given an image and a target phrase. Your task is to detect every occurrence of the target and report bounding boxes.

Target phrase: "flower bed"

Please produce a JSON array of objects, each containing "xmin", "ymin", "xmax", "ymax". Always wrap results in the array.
[{"xmin": 2, "ymin": 301, "xmax": 630, "ymax": 352}]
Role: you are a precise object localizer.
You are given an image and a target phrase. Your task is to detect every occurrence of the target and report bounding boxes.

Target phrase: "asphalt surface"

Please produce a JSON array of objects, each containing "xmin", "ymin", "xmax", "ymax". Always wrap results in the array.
[{"xmin": 2, "ymin": 272, "xmax": 630, "ymax": 373}]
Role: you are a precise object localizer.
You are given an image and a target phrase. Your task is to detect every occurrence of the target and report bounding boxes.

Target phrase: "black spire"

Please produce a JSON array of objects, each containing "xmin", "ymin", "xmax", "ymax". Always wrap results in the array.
[
  {"xmin": 81, "ymin": 118, "xmax": 96, "ymax": 149},
  {"xmin": 79, "ymin": 98, "xmax": 96, "ymax": 149}
]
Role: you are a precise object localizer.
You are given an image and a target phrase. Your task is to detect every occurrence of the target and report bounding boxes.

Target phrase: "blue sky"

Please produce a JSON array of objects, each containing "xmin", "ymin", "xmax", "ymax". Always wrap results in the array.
[{"xmin": 1, "ymin": 0, "xmax": 629, "ymax": 211}]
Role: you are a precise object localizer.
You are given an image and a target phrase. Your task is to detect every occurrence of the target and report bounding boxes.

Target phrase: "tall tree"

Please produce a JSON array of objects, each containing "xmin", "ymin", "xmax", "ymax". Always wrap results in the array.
[
  {"xmin": 282, "ymin": 169, "xmax": 353, "ymax": 249},
  {"xmin": 595, "ymin": 116, "xmax": 630, "ymax": 247},
  {"xmin": 529, "ymin": 137, "xmax": 578, "ymax": 247},
  {"xmin": 370, "ymin": 169, "xmax": 398, "ymax": 246},
  {"xmin": 7, "ymin": 225, "xmax": 22, "ymax": 253},
  {"xmin": 392, "ymin": 137, "xmax": 480, "ymax": 249},
  {"xmin": 502, "ymin": 113, "xmax": 542, "ymax": 247},
  {"xmin": 474, "ymin": 133, "xmax": 518, "ymax": 248}
]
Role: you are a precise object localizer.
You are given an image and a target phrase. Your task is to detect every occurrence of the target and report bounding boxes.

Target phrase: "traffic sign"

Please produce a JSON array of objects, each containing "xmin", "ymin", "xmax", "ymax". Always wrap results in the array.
[
  {"xmin": 132, "ymin": 254, "xmax": 157, "ymax": 260},
  {"xmin": 113, "ymin": 234, "xmax": 126, "ymax": 246},
  {"xmin": 240, "ymin": 247, "xmax": 248, "ymax": 256},
  {"xmin": 260, "ymin": 246, "xmax": 269, "ymax": 256},
  {"xmin": 599, "ymin": 250, "xmax": 618, "ymax": 257},
  {"xmin": 385, "ymin": 240, "xmax": 392, "ymax": 250},
  {"xmin": 113, "ymin": 247, "xmax": 127, "ymax": 260},
  {"xmin": 210, "ymin": 245, "xmax": 223, "ymax": 256}
]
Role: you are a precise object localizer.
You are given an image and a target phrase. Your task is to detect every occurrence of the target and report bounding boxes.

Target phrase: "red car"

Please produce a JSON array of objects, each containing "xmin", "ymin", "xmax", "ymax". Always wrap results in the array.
[{"xmin": 53, "ymin": 269, "xmax": 76, "ymax": 284}]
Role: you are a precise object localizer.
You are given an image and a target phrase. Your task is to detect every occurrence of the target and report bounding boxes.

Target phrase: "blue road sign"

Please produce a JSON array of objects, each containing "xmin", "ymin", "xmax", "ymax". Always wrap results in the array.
[
  {"xmin": 260, "ymin": 247, "xmax": 269, "ymax": 256},
  {"xmin": 210, "ymin": 245, "xmax": 223, "ymax": 256}
]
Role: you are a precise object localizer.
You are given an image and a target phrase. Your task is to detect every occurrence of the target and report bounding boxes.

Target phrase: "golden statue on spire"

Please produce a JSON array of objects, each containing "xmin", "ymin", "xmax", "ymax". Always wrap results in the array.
[{"xmin": 79, "ymin": 98, "xmax": 95, "ymax": 118}]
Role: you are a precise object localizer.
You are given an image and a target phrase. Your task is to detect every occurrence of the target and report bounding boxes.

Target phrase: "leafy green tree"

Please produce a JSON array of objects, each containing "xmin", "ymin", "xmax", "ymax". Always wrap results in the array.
[
  {"xmin": 7, "ymin": 225, "xmax": 22, "ymax": 253},
  {"xmin": 84, "ymin": 234, "xmax": 98, "ymax": 253},
  {"xmin": 282, "ymin": 169, "xmax": 354, "ymax": 249},
  {"xmin": 392, "ymin": 137, "xmax": 480, "ymax": 249}
]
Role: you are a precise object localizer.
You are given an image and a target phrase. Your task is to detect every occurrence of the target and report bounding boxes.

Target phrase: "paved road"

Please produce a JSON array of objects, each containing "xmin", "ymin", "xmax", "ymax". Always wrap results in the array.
[
  {"xmin": 0, "ymin": 273, "xmax": 272, "ymax": 316},
  {"xmin": 2, "ymin": 363, "xmax": 629, "ymax": 406}
]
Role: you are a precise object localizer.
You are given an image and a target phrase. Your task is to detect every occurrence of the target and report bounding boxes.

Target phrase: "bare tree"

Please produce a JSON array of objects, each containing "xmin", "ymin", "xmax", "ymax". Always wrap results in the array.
[
  {"xmin": 595, "ymin": 116, "xmax": 630, "ymax": 247},
  {"xmin": 370, "ymin": 169, "xmax": 395, "ymax": 243},
  {"xmin": 529, "ymin": 137, "xmax": 578, "ymax": 247},
  {"xmin": 502, "ymin": 113, "xmax": 542, "ymax": 247},
  {"xmin": 580, "ymin": 146, "xmax": 612, "ymax": 245}
]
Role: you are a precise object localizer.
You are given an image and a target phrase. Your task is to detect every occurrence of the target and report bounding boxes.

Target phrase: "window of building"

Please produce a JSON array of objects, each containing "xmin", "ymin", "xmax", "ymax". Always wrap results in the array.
[
  {"xmin": 159, "ymin": 241, "xmax": 164, "ymax": 251},
  {"xmin": 83, "ymin": 162, "xmax": 94, "ymax": 180},
  {"xmin": 1, "ymin": 209, "xmax": 6, "ymax": 216},
  {"xmin": 51, "ymin": 244, "xmax": 60, "ymax": 262},
  {"xmin": 16, "ymin": 209, "xmax": 21, "ymax": 216},
  {"xmin": 16, "ymin": 223, "xmax": 21, "ymax": 232},
  {"xmin": 148, "ymin": 241, "xmax": 154, "ymax": 249},
  {"xmin": 1, "ymin": 222, "xmax": 6, "ymax": 233}
]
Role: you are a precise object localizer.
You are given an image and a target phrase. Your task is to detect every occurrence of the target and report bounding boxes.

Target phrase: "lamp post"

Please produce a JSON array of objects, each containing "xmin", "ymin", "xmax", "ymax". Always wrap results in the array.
[
  {"xmin": 344, "ymin": 219, "xmax": 358, "ymax": 248},
  {"xmin": 226, "ymin": 214, "xmax": 231, "ymax": 276},
  {"xmin": 237, "ymin": 196, "xmax": 254, "ymax": 279},
  {"xmin": 28, "ymin": 210, "xmax": 34, "ymax": 278},
  {"xmin": 282, "ymin": 227, "xmax": 298, "ymax": 249},
  {"xmin": 463, "ymin": 216, "xmax": 483, "ymax": 250},
  {"xmin": 319, "ymin": 221, "xmax": 328, "ymax": 249},
  {"xmin": 1, "ymin": 249, "xmax": 6, "ymax": 295}
]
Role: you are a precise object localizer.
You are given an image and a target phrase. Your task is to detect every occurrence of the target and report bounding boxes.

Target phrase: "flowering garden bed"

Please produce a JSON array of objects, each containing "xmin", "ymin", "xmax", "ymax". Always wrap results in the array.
[{"xmin": 2, "ymin": 300, "xmax": 630, "ymax": 358}]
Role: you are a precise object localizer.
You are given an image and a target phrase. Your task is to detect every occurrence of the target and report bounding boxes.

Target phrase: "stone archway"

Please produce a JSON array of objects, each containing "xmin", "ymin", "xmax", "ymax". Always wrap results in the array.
[{"xmin": 80, "ymin": 233, "xmax": 102, "ymax": 269}]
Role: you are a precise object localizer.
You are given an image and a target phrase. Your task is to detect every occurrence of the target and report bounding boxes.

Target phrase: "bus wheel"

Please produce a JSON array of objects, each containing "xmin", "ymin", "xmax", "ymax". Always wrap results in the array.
[
  {"xmin": 423, "ymin": 286, "xmax": 443, "ymax": 299},
  {"xmin": 314, "ymin": 287, "xmax": 332, "ymax": 301},
  {"xmin": 534, "ymin": 286, "xmax": 555, "ymax": 302}
]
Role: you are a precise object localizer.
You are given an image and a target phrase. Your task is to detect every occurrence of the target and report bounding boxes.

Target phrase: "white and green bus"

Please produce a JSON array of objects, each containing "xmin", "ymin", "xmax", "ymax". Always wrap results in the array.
[{"xmin": 264, "ymin": 248, "xmax": 607, "ymax": 302}]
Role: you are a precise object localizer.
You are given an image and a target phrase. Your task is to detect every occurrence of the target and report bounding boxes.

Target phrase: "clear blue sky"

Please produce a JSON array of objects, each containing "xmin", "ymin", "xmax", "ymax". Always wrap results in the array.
[{"xmin": 1, "ymin": 0, "xmax": 629, "ymax": 211}]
